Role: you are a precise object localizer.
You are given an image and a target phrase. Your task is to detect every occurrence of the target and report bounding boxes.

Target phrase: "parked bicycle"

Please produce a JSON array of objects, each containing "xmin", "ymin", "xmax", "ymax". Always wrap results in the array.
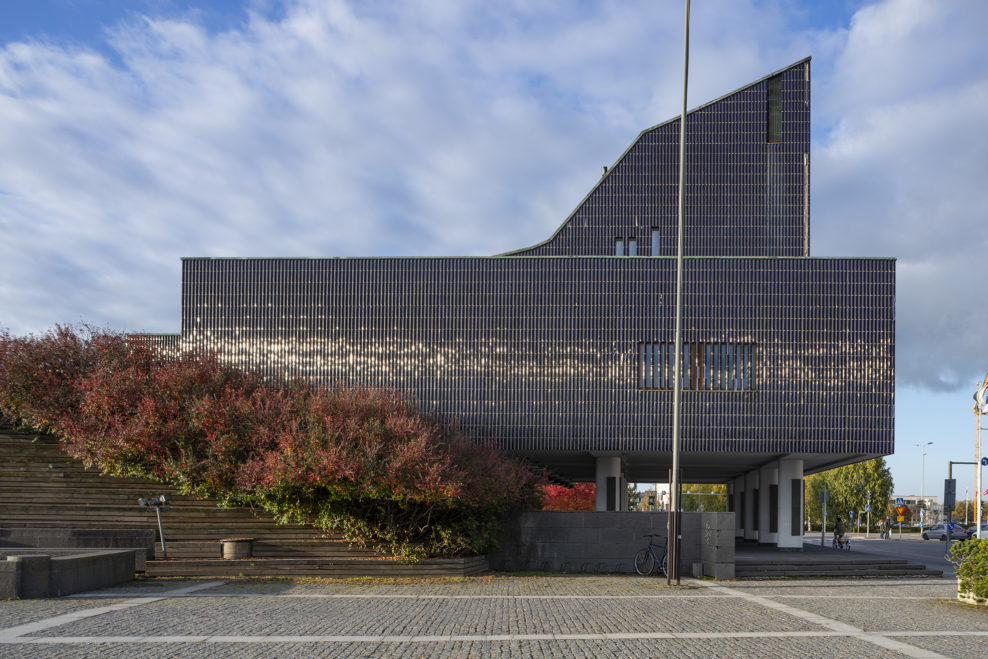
[{"xmin": 634, "ymin": 534, "xmax": 668, "ymax": 576}]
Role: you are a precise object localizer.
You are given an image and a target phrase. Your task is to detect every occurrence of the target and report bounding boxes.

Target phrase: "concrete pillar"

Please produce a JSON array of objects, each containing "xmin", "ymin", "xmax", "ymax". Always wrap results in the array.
[
  {"xmin": 733, "ymin": 476, "xmax": 745, "ymax": 538},
  {"xmin": 744, "ymin": 470, "xmax": 759, "ymax": 541},
  {"xmin": 778, "ymin": 458, "xmax": 805, "ymax": 549},
  {"xmin": 594, "ymin": 456, "xmax": 623, "ymax": 511},
  {"xmin": 758, "ymin": 462, "xmax": 780, "ymax": 545}
]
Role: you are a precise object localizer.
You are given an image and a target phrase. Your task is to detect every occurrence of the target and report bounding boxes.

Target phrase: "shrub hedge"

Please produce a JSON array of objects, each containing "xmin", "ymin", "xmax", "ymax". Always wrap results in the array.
[
  {"xmin": 0, "ymin": 326, "xmax": 543, "ymax": 559},
  {"xmin": 949, "ymin": 537, "xmax": 988, "ymax": 603}
]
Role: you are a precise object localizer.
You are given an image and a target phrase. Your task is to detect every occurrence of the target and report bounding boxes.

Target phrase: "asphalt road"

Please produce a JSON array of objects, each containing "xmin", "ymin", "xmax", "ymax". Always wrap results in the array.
[{"xmin": 804, "ymin": 534, "xmax": 966, "ymax": 577}]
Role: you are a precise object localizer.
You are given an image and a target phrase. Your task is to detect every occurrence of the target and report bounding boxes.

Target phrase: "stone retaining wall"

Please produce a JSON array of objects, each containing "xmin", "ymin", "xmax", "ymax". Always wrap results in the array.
[{"xmin": 489, "ymin": 511, "xmax": 734, "ymax": 579}]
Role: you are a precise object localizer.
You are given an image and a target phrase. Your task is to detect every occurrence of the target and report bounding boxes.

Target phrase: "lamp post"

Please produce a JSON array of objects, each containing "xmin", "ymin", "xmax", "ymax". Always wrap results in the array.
[
  {"xmin": 974, "ymin": 372, "xmax": 988, "ymax": 539},
  {"xmin": 667, "ymin": 0, "xmax": 690, "ymax": 586},
  {"xmin": 914, "ymin": 441, "xmax": 932, "ymax": 536}
]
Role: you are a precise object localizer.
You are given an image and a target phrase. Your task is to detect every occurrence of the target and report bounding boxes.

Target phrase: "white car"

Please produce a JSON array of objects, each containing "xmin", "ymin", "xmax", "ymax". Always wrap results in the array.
[
  {"xmin": 965, "ymin": 524, "xmax": 988, "ymax": 539},
  {"xmin": 921, "ymin": 523, "xmax": 967, "ymax": 541}
]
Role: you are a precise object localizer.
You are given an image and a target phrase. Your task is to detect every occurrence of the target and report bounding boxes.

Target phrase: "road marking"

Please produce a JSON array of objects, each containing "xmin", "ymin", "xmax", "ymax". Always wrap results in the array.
[
  {"xmin": 688, "ymin": 579, "xmax": 949, "ymax": 659},
  {"xmin": 0, "ymin": 581, "xmax": 225, "ymax": 643}
]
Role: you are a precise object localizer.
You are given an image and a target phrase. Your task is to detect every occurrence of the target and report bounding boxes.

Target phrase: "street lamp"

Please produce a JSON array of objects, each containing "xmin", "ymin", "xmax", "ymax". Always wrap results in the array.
[{"xmin": 914, "ymin": 441, "xmax": 932, "ymax": 535}]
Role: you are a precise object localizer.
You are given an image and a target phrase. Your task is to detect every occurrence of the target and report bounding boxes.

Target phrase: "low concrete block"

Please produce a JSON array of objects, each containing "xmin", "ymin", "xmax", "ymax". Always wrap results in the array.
[
  {"xmin": 0, "ymin": 561, "xmax": 21, "ymax": 599},
  {"xmin": 708, "ymin": 562, "xmax": 735, "ymax": 580},
  {"xmin": 49, "ymin": 550, "xmax": 136, "ymax": 597},
  {"xmin": 9, "ymin": 555, "xmax": 50, "ymax": 598}
]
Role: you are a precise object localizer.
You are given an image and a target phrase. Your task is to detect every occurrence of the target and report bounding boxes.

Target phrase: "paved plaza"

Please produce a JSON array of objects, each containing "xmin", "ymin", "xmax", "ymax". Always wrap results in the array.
[{"xmin": 1, "ymin": 569, "xmax": 986, "ymax": 658}]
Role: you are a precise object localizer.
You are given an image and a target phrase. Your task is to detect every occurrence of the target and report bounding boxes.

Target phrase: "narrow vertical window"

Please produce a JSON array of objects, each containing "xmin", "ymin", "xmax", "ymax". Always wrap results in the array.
[
  {"xmin": 615, "ymin": 238, "xmax": 624, "ymax": 256},
  {"xmin": 627, "ymin": 237, "xmax": 637, "ymax": 256},
  {"xmin": 767, "ymin": 74, "xmax": 782, "ymax": 143},
  {"xmin": 651, "ymin": 228, "xmax": 660, "ymax": 256}
]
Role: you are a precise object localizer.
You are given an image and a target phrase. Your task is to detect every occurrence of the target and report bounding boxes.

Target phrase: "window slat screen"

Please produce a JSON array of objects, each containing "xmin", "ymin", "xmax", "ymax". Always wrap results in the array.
[{"xmin": 639, "ymin": 341, "xmax": 756, "ymax": 391}]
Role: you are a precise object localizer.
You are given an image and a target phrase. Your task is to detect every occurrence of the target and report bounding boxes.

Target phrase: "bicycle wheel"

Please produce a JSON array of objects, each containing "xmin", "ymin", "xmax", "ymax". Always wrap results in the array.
[
  {"xmin": 659, "ymin": 552, "xmax": 668, "ymax": 577},
  {"xmin": 634, "ymin": 549, "xmax": 655, "ymax": 575}
]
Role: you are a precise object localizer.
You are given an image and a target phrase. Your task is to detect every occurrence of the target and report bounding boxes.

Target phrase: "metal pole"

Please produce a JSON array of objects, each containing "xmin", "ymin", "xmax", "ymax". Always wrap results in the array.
[
  {"xmin": 667, "ymin": 0, "xmax": 690, "ymax": 587},
  {"xmin": 915, "ymin": 442, "xmax": 931, "ymax": 536},
  {"xmin": 155, "ymin": 507, "xmax": 168, "ymax": 560},
  {"xmin": 977, "ymin": 402, "xmax": 983, "ymax": 538}
]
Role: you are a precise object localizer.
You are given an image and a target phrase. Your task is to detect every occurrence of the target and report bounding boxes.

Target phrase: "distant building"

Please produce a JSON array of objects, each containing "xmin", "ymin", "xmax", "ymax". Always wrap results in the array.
[
  {"xmin": 893, "ymin": 495, "xmax": 941, "ymax": 524},
  {"xmin": 145, "ymin": 58, "xmax": 895, "ymax": 549}
]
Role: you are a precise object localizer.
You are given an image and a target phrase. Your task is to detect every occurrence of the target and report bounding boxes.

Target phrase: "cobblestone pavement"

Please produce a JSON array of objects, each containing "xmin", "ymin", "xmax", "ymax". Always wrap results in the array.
[{"xmin": 1, "ymin": 575, "xmax": 985, "ymax": 658}]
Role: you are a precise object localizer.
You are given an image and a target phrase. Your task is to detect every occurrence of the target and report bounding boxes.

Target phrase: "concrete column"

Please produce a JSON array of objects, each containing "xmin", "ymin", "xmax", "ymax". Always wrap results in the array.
[
  {"xmin": 758, "ymin": 462, "xmax": 779, "ymax": 545},
  {"xmin": 744, "ymin": 470, "xmax": 759, "ymax": 541},
  {"xmin": 733, "ymin": 476, "xmax": 745, "ymax": 538},
  {"xmin": 777, "ymin": 458, "xmax": 805, "ymax": 549},
  {"xmin": 594, "ymin": 456, "xmax": 623, "ymax": 511}
]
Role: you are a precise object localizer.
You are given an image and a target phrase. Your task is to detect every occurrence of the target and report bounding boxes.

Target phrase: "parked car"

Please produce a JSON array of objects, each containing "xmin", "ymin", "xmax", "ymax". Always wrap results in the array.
[
  {"xmin": 922, "ymin": 522, "xmax": 967, "ymax": 541},
  {"xmin": 965, "ymin": 523, "xmax": 988, "ymax": 539}
]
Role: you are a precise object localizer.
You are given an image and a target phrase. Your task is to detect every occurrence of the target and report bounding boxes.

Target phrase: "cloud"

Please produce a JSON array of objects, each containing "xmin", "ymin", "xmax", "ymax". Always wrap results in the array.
[
  {"xmin": 812, "ymin": 0, "xmax": 988, "ymax": 389},
  {"xmin": 0, "ymin": 0, "xmax": 985, "ymax": 393}
]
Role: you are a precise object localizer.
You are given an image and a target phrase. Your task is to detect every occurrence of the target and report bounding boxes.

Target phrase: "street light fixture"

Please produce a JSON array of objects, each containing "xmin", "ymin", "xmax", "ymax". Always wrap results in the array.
[
  {"xmin": 913, "ymin": 441, "xmax": 932, "ymax": 536},
  {"xmin": 138, "ymin": 494, "xmax": 172, "ymax": 559}
]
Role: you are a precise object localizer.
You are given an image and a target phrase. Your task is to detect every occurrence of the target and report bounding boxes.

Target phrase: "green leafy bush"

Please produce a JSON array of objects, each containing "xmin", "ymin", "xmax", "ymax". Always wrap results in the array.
[
  {"xmin": 0, "ymin": 326, "xmax": 543, "ymax": 559},
  {"xmin": 949, "ymin": 538, "xmax": 988, "ymax": 602}
]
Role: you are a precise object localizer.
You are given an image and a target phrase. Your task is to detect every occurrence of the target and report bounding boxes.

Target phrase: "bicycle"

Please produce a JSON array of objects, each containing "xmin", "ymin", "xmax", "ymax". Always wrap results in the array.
[
  {"xmin": 832, "ymin": 534, "xmax": 851, "ymax": 551},
  {"xmin": 634, "ymin": 534, "xmax": 668, "ymax": 576}
]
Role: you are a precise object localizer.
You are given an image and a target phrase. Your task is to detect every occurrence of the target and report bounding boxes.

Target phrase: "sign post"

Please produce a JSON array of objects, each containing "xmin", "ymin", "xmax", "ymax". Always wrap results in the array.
[
  {"xmin": 895, "ymin": 502, "xmax": 907, "ymax": 540},
  {"xmin": 944, "ymin": 478, "xmax": 956, "ymax": 553},
  {"xmin": 865, "ymin": 490, "xmax": 873, "ymax": 538}
]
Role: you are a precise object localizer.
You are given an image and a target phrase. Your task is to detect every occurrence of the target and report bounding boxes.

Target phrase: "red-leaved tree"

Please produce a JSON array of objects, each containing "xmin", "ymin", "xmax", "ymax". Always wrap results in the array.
[
  {"xmin": 0, "ymin": 326, "xmax": 543, "ymax": 558},
  {"xmin": 541, "ymin": 482, "xmax": 595, "ymax": 511}
]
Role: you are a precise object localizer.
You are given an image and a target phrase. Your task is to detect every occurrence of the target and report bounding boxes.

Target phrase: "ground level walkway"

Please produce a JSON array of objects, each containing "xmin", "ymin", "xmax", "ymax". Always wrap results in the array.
[{"xmin": 1, "ymin": 571, "xmax": 985, "ymax": 657}]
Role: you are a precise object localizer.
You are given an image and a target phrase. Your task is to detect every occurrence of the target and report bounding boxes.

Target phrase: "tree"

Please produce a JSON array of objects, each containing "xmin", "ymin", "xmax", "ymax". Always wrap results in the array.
[
  {"xmin": 541, "ymin": 483, "xmax": 594, "ymax": 511},
  {"xmin": 681, "ymin": 484, "xmax": 726, "ymax": 512},
  {"xmin": 627, "ymin": 483, "xmax": 642, "ymax": 510},
  {"xmin": 804, "ymin": 458, "xmax": 893, "ymax": 532},
  {"xmin": 0, "ymin": 326, "xmax": 545, "ymax": 558}
]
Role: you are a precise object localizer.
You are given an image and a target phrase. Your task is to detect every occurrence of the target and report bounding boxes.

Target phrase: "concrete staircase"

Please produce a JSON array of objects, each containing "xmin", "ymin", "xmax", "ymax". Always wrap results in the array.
[
  {"xmin": 0, "ymin": 421, "xmax": 487, "ymax": 577},
  {"xmin": 735, "ymin": 558, "xmax": 941, "ymax": 578}
]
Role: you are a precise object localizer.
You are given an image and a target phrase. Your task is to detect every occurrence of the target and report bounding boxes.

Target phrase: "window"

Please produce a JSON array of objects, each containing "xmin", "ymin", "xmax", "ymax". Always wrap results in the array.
[
  {"xmin": 615, "ymin": 238, "xmax": 624, "ymax": 256},
  {"xmin": 767, "ymin": 74, "xmax": 782, "ymax": 143},
  {"xmin": 651, "ymin": 228, "xmax": 660, "ymax": 256},
  {"xmin": 638, "ymin": 341, "xmax": 756, "ymax": 391},
  {"xmin": 627, "ymin": 237, "xmax": 637, "ymax": 256}
]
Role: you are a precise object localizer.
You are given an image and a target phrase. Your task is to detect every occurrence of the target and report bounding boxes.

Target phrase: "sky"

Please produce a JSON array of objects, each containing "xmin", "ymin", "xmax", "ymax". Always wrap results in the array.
[{"xmin": 1, "ymin": 0, "xmax": 986, "ymax": 500}]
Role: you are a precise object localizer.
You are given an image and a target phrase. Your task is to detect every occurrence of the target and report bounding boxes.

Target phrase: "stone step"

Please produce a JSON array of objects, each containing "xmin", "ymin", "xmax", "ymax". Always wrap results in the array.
[
  {"xmin": 735, "ymin": 558, "xmax": 942, "ymax": 578},
  {"xmin": 736, "ymin": 568, "xmax": 943, "ymax": 578},
  {"xmin": 0, "ymin": 424, "xmax": 382, "ymax": 566},
  {"xmin": 145, "ymin": 556, "xmax": 489, "ymax": 578}
]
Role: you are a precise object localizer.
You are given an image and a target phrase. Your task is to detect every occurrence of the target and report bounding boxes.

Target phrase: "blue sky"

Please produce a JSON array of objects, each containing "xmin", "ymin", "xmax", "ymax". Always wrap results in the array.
[{"xmin": 1, "ymin": 0, "xmax": 986, "ymax": 499}]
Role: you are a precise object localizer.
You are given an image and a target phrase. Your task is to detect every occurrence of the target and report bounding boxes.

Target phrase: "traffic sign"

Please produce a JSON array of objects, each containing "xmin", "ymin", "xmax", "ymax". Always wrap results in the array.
[
  {"xmin": 895, "ymin": 497, "xmax": 904, "ymax": 506},
  {"xmin": 982, "ymin": 457, "xmax": 988, "ymax": 466},
  {"xmin": 865, "ymin": 504, "xmax": 871, "ymax": 512},
  {"xmin": 897, "ymin": 515, "xmax": 905, "ymax": 522},
  {"xmin": 895, "ymin": 505, "xmax": 908, "ymax": 516},
  {"xmin": 849, "ymin": 510, "xmax": 855, "ymax": 518}
]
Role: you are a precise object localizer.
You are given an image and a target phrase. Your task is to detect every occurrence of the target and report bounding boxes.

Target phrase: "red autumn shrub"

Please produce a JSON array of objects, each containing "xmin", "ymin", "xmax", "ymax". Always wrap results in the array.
[
  {"xmin": 0, "ymin": 326, "xmax": 542, "ymax": 557},
  {"xmin": 541, "ymin": 482, "xmax": 596, "ymax": 511}
]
